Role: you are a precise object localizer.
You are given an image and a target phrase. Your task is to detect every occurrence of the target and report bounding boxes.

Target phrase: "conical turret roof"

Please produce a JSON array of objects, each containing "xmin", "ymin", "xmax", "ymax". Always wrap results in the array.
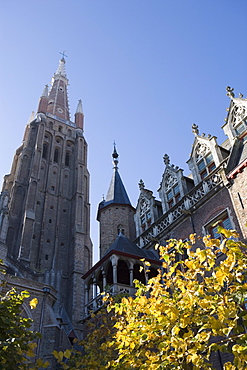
[{"xmin": 98, "ymin": 145, "xmax": 132, "ymax": 215}]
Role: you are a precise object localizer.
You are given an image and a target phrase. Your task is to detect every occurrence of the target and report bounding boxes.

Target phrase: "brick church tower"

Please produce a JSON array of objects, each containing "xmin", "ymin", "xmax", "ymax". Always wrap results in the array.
[{"xmin": 0, "ymin": 57, "xmax": 92, "ymax": 353}]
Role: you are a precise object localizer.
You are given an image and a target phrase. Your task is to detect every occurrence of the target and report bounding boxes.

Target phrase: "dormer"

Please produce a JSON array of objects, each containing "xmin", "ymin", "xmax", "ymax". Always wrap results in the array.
[
  {"xmin": 187, "ymin": 124, "xmax": 229, "ymax": 186},
  {"xmin": 222, "ymin": 86, "xmax": 247, "ymax": 146},
  {"xmin": 134, "ymin": 180, "xmax": 162, "ymax": 238},
  {"xmin": 158, "ymin": 154, "xmax": 194, "ymax": 213}
]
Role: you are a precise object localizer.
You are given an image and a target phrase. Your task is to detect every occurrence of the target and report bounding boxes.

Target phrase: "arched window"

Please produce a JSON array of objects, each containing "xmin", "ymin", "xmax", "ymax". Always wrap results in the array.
[
  {"xmin": 65, "ymin": 152, "xmax": 70, "ymax": 167},
  {"xmin": 117, "ymin": 260, "xmax": 130, "ymax": 285},
  {"xmin": 54, "ymin": 148, "xmax": 59, "ymax": 163},
  {"xmin": 42, "ymin": 143, "xmax": 48, "ymax": 159}
]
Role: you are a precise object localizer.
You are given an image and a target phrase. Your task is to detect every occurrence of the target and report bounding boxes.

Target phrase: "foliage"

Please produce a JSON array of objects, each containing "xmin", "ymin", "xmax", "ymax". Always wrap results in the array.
[
  {"xmin": 55, "ymin": 229, "xmax": 247, "ymax": 369},
  {"xmin": 0, "ymin": 285, "xmax": 48, "ymax": 369}
]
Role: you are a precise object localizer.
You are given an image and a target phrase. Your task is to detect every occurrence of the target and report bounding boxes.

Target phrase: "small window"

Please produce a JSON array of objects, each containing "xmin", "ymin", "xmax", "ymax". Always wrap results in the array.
[
  {"xmin": 166, "ymin": 183, "xmax": 181, "ymax": 209},
  {"xmin": 173, "ymin": 184, "xmax": 180, "ymax": 195},
  {"xmin": 117, "ymin": 225, "xmax": 125, "ymax": 235},
  {"xmin": 167, "ymin": 190, "xmax": 173, "ymax": 201},
  {"xmin": 205, "ymin": 153, "xmax": 213, "ymax": 164},
  {"xmin": 65, "ymin": 152, "xmax": 70, "ymax": 167},
  {"xmin": 42, "ymin": 143, "xmax": 48, "ymax": 159},
  {"xmin": 235, "ymin": 121, "xmax": 247, "ymax": 135},
  {"xmin": 168, "ymin": 199, "xmax": 174, "ymax": 209},
  {"xmin": 197, "ymin": 160, "xmax": 206, "ymax": 172},
  {"xmin": 197, "ymin": 152, "xmax": 215, "ymax": 180},
  {"xmin": 54, "ymin": 148, "xmax": 59, "ymax": 163},
  {"xmin": 45, "ymin": 254, "xmax": 49, "ymax": 260}
]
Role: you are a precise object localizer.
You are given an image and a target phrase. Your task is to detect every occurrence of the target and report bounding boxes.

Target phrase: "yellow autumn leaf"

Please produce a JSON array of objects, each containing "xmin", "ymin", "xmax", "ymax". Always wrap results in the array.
[
  {"xmin": 29, "ymin": 297, "xmax": 38, "ymax": 309},
  {"xmin": 189, "ymin": 233, "xmax": 196, "ymax": 244},
  {"xmin": 63, "ymin": 349, "xmax": 71, "ymax": 359},
  {"xmin": 215, "ymin": 269, "xmax": 227, "ymax": 286},
  {"xmin": 172, "ymin": 326, "xmax": 180, "ymax": 336}
]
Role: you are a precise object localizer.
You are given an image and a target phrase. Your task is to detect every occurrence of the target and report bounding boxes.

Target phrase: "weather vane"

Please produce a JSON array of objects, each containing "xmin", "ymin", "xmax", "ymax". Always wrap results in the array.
[{"xmin": 59, "ymin": 50, "xmax": 68, "ymax": 59}]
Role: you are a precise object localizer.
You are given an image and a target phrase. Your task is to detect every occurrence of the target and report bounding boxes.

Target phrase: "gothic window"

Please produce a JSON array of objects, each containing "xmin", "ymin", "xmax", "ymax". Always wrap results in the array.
[
  {"xmin": 53, "ymin": 148, "xmax": 59, "ymax": 163},
  {"xmin": 65, "ymin": 152, "xmax": 70, "ymax": 167},
  {"xmin": 196, "ymin": 152, "xmax": 216, "ymax": 180},
  {"xmin": 166, "ymin": 183, "xmax": 181, "ymax": 209},
  {"xmin": 42, "ymin": 143, "xmax": 48, "ymax": 159}
]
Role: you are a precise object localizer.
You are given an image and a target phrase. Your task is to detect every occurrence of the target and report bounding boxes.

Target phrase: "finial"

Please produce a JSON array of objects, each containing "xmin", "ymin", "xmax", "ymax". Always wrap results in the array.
[
  {"xmin": 226, "ymin": 86, "xmax": 235, "ymax": 99},
  {"xmin": 56, "ymin": 57, "xmax": 67, "ymax": 76},
  {"xmin": 76, "ymin": 99, "xmax": 83, "ymax": 114},
  {"xmin": 192, "ymin": 123, "xmax": 199, "ymax": 136},
  {"xmin": 102, "ymin": 194, "xmax": 105, "ymax": 201},
  {"xmin": 112, "ymin": 142, "xmax": 119, "ymax": 169},
  {"xmin": 28, "ymin": 111, "xmax": 35, "ymax": 123},
  {"xmin": 59, "ymin": 50, "xmax": 68, "ymax": 61},
  {"xmin": 139, "ymin": 179, "xmax": 145, "ymax": 189},
  {"xmin": 41, "ymin": 84, "xmax": 49, "ymax": 98},
  {"xmin": 163, "ymin": 154, "xmax": 170, "ymax": 165},
  {"xmin": 239, "ymin": 93, "xmax": 243, "ymax": 98}
]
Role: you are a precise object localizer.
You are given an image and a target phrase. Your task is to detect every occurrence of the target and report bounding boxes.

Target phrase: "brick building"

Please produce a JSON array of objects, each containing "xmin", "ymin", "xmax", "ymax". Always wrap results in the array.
[
  {"xmin": 0, "ymin": 57, "xmax": 92, "ymax": 365},
  {"xmin": 83, "ymin": 85, "xmax": 247, "ymax": 369}
]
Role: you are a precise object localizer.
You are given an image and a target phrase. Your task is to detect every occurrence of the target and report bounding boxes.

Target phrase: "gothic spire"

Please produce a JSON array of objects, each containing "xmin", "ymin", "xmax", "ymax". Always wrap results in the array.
[
  {"xmin": 75, "ymin": 99, "xmax": 84, "ymax": 130},
  {"xmin": 46, "ymin": 57, "xmax": 70, "ymax": 121},
  {"xmin": 104, "ymin": 145, "xmax": 131, "ymax": 206}
]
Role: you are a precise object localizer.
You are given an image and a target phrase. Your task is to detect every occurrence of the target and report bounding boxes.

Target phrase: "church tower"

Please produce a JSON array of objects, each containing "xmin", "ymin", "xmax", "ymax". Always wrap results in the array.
[
  {"xmin": 0, "ymin": 57, "xmax": 92, "ymax": 334},
  {"xmin": 97, "ymin": 145, "xmax": 136, "ymax": 258}
]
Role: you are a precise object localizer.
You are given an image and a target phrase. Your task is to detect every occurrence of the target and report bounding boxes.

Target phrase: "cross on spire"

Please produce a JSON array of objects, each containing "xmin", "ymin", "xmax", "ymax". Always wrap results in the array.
[{"xmin": 59, "ymin": 50, "xmax": 68, "ymax": 60}]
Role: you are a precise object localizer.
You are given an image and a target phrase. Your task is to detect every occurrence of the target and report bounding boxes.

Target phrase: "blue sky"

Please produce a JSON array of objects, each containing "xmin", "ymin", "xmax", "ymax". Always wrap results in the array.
[{"xmin": 1, "ymin": 0, "xmax": 247, "ymax": 262}]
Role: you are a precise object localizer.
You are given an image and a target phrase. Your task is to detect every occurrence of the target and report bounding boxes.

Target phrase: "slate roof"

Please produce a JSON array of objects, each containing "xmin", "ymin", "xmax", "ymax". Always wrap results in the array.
[
  {"xmin": 98, "ymin": 168, "xmax": 132, "ymax": 211},
  {"xmin": 227, "ymin": 139, "xmax": 247, "ymax": 174},
  {"xmin": 104, "ymin": 233, "xmax": 159, "ymax": 261}
]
